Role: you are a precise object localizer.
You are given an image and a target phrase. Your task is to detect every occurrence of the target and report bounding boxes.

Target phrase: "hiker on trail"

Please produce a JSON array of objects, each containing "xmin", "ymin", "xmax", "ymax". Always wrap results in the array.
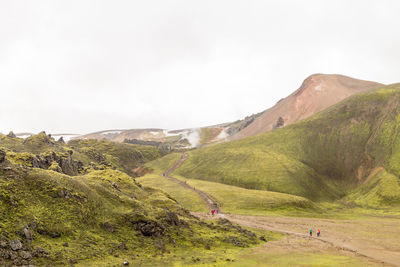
[
  {"xmin": 317, "ymin": 229, "xmax": 320, "ymax": 237},
  {"xmin": 211, "ymin": 210, "xmax": 215, "ymax": 216},
  {"xmin": 216, "ymin": 208, "xmax": 219, "ymax": 214},
  {"xmin": 309, "ymin": 228, "xmax": 313, "ymax": 237}
]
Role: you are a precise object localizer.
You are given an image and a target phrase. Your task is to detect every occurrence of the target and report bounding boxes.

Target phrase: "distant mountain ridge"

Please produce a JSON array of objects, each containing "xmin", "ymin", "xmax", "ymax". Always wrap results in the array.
[{"xmin": 74, "ymin": 74, "xmax": 384, "ymax": 147}]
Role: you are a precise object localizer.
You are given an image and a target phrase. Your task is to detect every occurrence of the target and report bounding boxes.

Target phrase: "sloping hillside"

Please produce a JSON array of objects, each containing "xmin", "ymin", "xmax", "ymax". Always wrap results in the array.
[
  {"xmin": 231, "ymin": 74, "xmax": 384, "ymax": 140},
  {"xmin": 68, "ymin": 138, "xmax": 160, "ymax": 176},
  {"xmin": 0, "ymin": 133, "xmax": 263, "ymax": 266},
  {"xmin": 0, "ymin": 132, "xmax": 160, "ymax": 177},
  {"xmin": 73, "ymin": 74, "xmax": 382, "ymax": 149},
  {"xmin": 173, "ymin": 84, "xmax": 400, "ymax": 205}
]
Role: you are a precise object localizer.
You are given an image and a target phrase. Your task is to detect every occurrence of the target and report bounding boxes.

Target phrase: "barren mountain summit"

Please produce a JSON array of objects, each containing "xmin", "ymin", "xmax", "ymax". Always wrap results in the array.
[{"xmin": 230, "ymin": 74, "xmax": 384, "ymax": 140}]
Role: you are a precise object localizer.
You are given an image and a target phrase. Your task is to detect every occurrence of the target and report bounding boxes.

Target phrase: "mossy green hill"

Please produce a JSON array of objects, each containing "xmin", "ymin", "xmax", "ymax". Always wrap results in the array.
[
  {"xmin": 68, "ymin": 138, "xmax": 160, "ymax": 176},
  {"xmin": 0, "ymin": 133, "xmax": 160, "ymax": 176},
  {"xmin": 0, "ymin": 134, "xmax": 263, "ymax": 266},
  {"xmin": 172, "ymin": 84, "xmax": 400, "ymax": 206}
]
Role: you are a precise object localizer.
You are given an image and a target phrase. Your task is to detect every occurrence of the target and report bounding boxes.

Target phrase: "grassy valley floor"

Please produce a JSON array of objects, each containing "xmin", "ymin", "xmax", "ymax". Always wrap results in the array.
[{"xmin": 137, "ymin": 171, "xmax": 400, "ymax": 266}]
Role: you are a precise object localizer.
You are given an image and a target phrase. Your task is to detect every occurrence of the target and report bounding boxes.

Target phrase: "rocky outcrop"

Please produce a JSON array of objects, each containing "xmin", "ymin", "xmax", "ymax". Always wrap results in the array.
[
  {"xmin": 36, "ymin": 151, "xmax": 83, "ymax": 175},
  {"xmin": 0, "ymin": 149, "xmax": 6, "ymax": 164},
  {"xmin": 13, "ymin": 151, "xmax": 84, "ymax": 176},
  {"xmin": 163, "ymin": 211, "xmax": 181, "ymax": 226},
  {"xmin": 272, "ymin": 116, "xmax": 285, "ymax": 129},
  {"xmin": 9, "ymin": 240, "xmax": 22, "ymax": 251},
  {"xmin": 0, "ymin": 236, "xmax": 37, "ymax": 266},
  {"xmin": 226, "ymin": 113, "xmax": 261, "ymax": 136},
  {"xmin": 133, "ymin": 220, "xmax": 165, "ymax": 237},
  {"xmin": 125, "ymin": 211, "xmax": 187, "ymax": 237},
  {"xmin": 7, "ymin": 131, "xmax": 16, "ymax": 138}
]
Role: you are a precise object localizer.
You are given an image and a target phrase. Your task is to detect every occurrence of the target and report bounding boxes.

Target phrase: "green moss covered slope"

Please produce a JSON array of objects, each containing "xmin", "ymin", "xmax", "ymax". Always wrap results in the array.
[
  {"xmin": 0, "ymin": 134, "xmax": 263, "ymax": 266},
  {"xmin": 174, "ymin": 84, "xmax": 400, "ymax": 205}
]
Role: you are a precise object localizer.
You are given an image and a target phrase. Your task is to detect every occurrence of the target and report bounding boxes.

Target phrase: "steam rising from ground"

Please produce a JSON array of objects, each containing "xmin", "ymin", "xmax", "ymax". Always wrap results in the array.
[
  {"xmin": 216, "ymin": 130, "xmax": 228, "ymax": 141},
  {"xmin": 163, "ymin": 128, "xmax": 200, "ymax": 148},
  {"xmin": 183, "ymin": 129, "xmax": 200, "ymax": 147}
]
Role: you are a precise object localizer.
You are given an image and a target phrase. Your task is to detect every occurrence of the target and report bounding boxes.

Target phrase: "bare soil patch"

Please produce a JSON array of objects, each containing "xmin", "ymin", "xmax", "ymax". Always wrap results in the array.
[{"xmin": 194, "ymin": 212, "xmax": 399, "ymax": 266}]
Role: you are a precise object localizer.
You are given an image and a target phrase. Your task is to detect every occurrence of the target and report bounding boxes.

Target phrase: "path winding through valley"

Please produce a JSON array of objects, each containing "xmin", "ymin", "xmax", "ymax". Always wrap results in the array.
[
  {"xmin": 162, "ymin": 153, "xmax": 399, "ymax": 266},
  {"xmin": 162, "ymin": 153, "xmax": 219, "ymax": 210}
]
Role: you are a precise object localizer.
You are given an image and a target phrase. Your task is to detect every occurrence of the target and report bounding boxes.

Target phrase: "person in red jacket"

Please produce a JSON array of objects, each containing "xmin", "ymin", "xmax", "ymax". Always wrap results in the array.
[
  {"xmin": 317, "ymin": 229, "xmax": 320, "ymax": 237},
  {"xmin": 211, "ymin": 210, "xmax": 215, "ymax": 216}
]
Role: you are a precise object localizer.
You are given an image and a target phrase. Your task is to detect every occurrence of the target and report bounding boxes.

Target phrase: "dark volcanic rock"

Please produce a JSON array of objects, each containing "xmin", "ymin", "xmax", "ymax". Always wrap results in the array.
[
  {"xmin": 0, "ymin": 239, "xmax": 7, "ymax": 248},
  {"xmin": 33, "ymin": 246, "xmax": 49, "ymax": 258},
  {"xmin": 0, "ymin": 149, "xmax": 6, "ymax": 163},
  {"xmin": 224, "ymin": 236, "xmax": 247, "ymax": 247},
  {"xmin": 7, "ymin": 131, "xmax": 16, "ymax": 138},
  {"xmin": 163, "ymin": 212, "xmax": 181, "ymax": 226},
  {"xmin": 133, "ymin": 220, "xmax": 165, "ymax": 237},
  {"xmin": 19, "ymin": 250, "xmax": 32, "ymax": 260},
  {"xmin": 57, "ymin": 188, "xmax": 71, "ymax": 199},
  {"xmin": 27, "ymin": 151, "xmax": 84, "ymax": 176},
  {"xmin": 9, "ymin": 251, "xmax": 18, "ymax": 260},
  {"xmin": 226, "ymin": 114, "xmax": 259, "ymax": 135},
  {"xmin": 111, "ymin": 182, "xmax": 121, "ymax": 191}
]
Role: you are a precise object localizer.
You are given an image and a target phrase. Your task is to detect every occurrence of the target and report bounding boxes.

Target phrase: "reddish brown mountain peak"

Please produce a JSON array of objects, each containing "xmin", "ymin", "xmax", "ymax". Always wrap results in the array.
[
  {"xmin": 230, "ymin": 74, "xmax": 383, "ymax": 141},
  {"xmin": 294, "ymin": 74, "xmax": 323, "ymax": 96}
]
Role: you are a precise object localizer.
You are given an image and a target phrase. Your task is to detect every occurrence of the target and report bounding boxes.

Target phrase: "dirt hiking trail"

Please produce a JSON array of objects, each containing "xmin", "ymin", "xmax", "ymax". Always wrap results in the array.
[
  {"xmin": 162, "ymin": 153, "xmax": 400, "ymax": 267},
  {"xmin": 162, "ymin": 153, "xmax": 219, "ymax": 210}
]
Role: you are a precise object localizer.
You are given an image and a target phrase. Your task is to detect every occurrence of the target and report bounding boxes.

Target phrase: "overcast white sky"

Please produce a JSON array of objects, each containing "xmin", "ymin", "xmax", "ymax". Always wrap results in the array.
[{"xmin": 1, "ymin": 0, "xmax": 399, "ymax": 134}]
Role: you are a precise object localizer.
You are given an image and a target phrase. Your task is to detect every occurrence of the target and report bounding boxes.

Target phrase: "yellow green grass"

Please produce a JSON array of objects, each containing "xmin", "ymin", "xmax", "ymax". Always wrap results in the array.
[
  {"xmin": 144, "ymin": 152, "xmax": 316, "ymax": 215},
  {"xmin": 173, "ymin": 85, "xmax": 400, "ymax": 207},
  {"xmin": 229, "ymin": 250, "xmax": 381, "ymax": 267},
  {"xmin": 0, "ymin": 132, "xmax": 161, "ymax": 177},
  {"xmin": 346, "ymin": 168, "xmax": 400, "ymax": 206},
  {"xmin": 137, "ymin": 174, "xmax": 207, "ymax": 212},
  {"xmin": 175, "ymin": 145, "xmax": 342, "ymax": 201},
  {"xmin": 172, "ymin": 175, "xmax": 314, "ymax": 215},
  {"xmin": 145, "ymin": 152, "xmax": 182, "ymax": 174},
  {"xmin": 0, "ymin": 166, "xmax": 263, "ymax": 266},
  {"xmin": 1, "ymin": 134, "xmax": 266, "ymax": 265},
  {"xmin": 68, "ymin": 138, "xmax": 160, "ymax": 176}
]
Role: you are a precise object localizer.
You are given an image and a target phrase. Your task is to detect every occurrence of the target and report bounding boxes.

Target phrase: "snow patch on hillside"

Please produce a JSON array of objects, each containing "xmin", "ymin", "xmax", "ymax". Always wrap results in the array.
[
  {"xmin": 163, "ymin": 130, "xmax": 181, "ymax": 137},
  {"xmin": 52, "ymin": 134, "xmax": 81, "ymax": 142},
  {"xmin": 15, "ymin": 133, "xmax": 80, "ymax": 142},
  {"xmin": 101, "ymin": 130, "xmax": 122, "ymax": 135},
  {"xmin": 314, "ymin": 83, "xmax": 323, "ymax": 91},
  {"xmin": 17, "ymin": 134, "xmax": 32, "ymax": 139}
]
